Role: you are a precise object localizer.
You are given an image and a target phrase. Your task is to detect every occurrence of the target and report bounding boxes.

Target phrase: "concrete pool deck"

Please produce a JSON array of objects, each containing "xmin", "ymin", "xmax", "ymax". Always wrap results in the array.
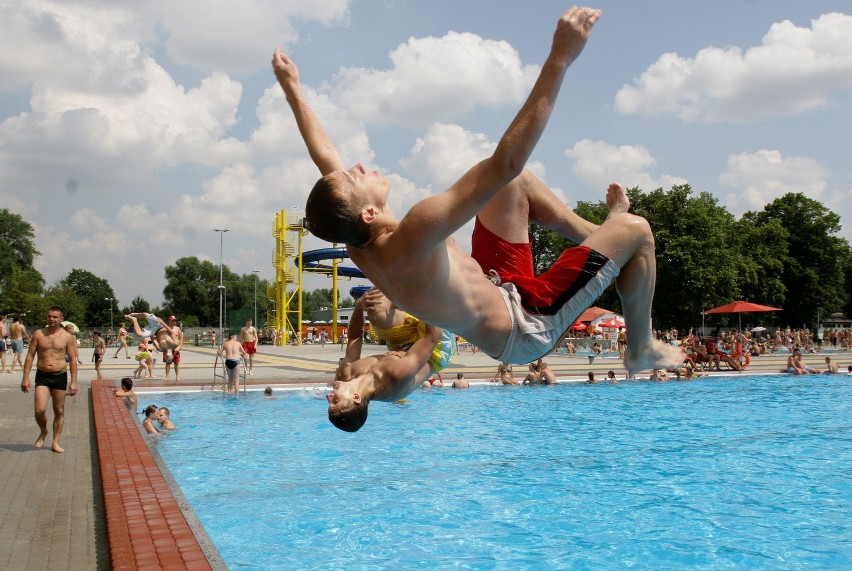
[{"xmin": 1, "ymin": 343, "xmax": 847, "ymax": 569}]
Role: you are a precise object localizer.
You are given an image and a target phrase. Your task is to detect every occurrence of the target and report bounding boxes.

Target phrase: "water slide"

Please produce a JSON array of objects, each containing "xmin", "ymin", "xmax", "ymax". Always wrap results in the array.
[{"xmin": 300, "ymin": 248, "xmax": 366, "ymax": 279}]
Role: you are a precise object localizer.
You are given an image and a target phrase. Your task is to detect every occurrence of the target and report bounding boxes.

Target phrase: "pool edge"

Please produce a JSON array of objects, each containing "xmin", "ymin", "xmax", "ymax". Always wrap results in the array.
[{"xmin": 91, "ymin": 379, "xmax": 226, "ymax": 570}]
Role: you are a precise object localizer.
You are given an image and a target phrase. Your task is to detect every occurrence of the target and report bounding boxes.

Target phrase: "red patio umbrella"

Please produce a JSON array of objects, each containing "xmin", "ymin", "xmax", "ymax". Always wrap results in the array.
[
  {"xmin": 571, "ymin": 321, "xmax": 587, "ymax": 331},
  {"xmin": 704, "ymin": 300, "xmax": 782, "ymax": 331},
  {"xmin": 598, "ymin": 317, "xmax": 625, "ymax": 329}
]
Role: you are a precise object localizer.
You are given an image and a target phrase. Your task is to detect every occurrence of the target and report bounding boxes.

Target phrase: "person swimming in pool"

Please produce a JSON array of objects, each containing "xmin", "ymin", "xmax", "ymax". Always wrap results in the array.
[
  {"xmin": 327, "ymin": 289, "xmax": 450, "ymax": 432},
  {"xmin": 142, "ymin": 404, "xmax": 160, "ymax": 435},
  {"xmin": 156, "ymin": 407, "xmax": 176, "ymax": 430},
  {"xmin": 220, "ymin": 334, "xmax": 246, "ymax": 395}
]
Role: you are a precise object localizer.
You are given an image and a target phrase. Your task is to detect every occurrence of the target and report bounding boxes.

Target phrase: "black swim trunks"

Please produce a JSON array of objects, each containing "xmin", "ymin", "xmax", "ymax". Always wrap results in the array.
[
  {"xmin": 93, "ymin": 352, "xmax": 103, "ymax": 363},
  {"xmin": 35, "ymin": 370, "xmax": 68, "ymax": 391},
  {"xmin": 225, "ymin": 359, "xmax": 240, "ymax": 370}
]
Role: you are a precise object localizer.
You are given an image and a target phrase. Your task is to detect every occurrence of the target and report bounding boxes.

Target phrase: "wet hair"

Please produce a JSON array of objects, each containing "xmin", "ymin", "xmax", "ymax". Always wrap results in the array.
[
  {"xmin": 158, "ymin": 407, "xmax": 170, "ymax": 418},
  {"xmin": 328, "ymin": 400, "xmax": 369, "ymax": 433},
  {"xmin": 48, "ymin": 306, "xmax": 64, "ymax": 318},
  {"xmin": 120, "ymin": 377, "xmax": 133, "ymax": 390},
  {"xmin": 305, "ymin": 175, "xmax": 371, "ymax": 247},
  {"xmin": 143, "ymin": 405, "xmax": 158, "ymax": 417},
  {"xmin": 264, "ymin": 386, "xmax": 273, "ymax": 395}
]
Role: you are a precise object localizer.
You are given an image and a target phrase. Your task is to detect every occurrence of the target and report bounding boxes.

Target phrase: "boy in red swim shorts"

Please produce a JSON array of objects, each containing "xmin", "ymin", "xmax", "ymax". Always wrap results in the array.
[
  {"xmin": 240, "ymin": 318, "xmax": 258, "ymax": 375},
  {"xmin": 273, "ymin": 6, "xmax": 681, "ymax": 375}
]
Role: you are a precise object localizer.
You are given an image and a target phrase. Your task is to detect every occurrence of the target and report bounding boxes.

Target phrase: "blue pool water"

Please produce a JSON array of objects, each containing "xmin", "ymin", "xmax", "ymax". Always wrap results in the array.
[{"xmin": 151, "ymin": 375, "xmax": 852, "ymax": 570}]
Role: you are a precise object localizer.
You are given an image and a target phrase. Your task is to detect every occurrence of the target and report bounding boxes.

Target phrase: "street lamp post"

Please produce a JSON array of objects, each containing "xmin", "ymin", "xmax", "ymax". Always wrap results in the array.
[
  {"xmin": 104, "ymin": 297, "xmax": 114, "ymax": 331},
  {"xmin": 252, "ymin": 270, "xmax": 261, "ymax": 329},
  {"xmin": 214, "ymin": 228, "xmax": 230, "ymax": 345}
]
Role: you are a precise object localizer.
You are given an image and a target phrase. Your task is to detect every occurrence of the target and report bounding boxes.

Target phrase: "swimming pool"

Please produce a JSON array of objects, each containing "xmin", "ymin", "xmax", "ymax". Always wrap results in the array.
[{"xmin": 151, "ymin": 375, "xmax": 851, "ymax": 569}]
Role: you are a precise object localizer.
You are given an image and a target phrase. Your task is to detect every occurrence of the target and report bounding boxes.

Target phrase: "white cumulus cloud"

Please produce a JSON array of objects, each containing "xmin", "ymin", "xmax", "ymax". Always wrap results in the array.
[
  {"xmin": 719, "ymin": 150, "xmax": 827, "ymax": 214},
  {"xmin": 565, "ymin": 139, "xmax": 687, "ymax": 192},
  {"xmin": 330, "ymin": 32, "xmax": 540, "ymax": 128},
  {"xmin": 615, "ymin": 12, "xmax": 852, "ymax": 122}
]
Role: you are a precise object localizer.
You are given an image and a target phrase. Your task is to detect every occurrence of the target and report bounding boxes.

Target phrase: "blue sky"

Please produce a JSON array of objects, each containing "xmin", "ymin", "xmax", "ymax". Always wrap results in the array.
[{"xmin": 1, "ymin": 1, "xmax": 850, "ymax": 309}]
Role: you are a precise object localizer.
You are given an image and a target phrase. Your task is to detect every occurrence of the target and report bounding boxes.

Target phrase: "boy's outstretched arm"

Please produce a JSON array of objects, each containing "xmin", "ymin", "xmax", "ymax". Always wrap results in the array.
[
  {"xmin": 341, "ymin": 295, "xmax": 367, "ymax": 364},
  {"xmin": 399, "ymin": 6, "xmax": 602, "ymax": 248},
  {"xmin": 272, "ymin": 47, "xmax": 344, "ymax": 175}
]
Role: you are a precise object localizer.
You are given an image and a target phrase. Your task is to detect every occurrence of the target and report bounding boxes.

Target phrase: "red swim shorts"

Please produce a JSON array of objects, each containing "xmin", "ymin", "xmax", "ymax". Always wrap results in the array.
[
  {"xmin": 171, "ymin": 350, "xmax": 181, "ymax": 365},
  {"xmin": 471, "ymin": 218, "xmax": 610, "ymax": 315},
  {"xmin": 242, "ymin": 341, "xmax": 257, "ymax": 355}
]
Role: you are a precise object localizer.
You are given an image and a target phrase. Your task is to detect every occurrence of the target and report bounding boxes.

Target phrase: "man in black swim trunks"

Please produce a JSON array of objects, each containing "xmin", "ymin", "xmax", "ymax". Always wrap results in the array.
[
  {"xmin": 219, "ymin": 333, "xmax": 246, "ymax": 395},
  {"xmin": 21, "ymin": 306, "xmax": 79, "ymax": 453}
]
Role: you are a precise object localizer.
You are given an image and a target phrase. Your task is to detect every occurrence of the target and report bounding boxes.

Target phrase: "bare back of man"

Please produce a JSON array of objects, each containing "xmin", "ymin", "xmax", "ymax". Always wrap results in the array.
[{"xmin": 220, "ymin": 335, "xmax": 246, "ymax": 395}]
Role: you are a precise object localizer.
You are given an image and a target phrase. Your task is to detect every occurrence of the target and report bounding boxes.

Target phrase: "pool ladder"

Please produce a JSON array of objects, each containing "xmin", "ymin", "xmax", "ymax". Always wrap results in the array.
[{"xmin": 211, "ymin": 354, "xmax": 248, "ymax": 394}]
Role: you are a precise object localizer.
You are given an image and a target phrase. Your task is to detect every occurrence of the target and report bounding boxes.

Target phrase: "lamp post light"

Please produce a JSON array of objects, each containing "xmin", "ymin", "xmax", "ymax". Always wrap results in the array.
[
  {"xmin": 104, "ymin": 297, "xmax": 114, "ymax": 331},
  {"xmin": 214, "ymin": 228, "xmax": 230, "ymax": 344},
  {"xmin": 252, "ymin": 270, "xmax": 261, "ymax": 329}
]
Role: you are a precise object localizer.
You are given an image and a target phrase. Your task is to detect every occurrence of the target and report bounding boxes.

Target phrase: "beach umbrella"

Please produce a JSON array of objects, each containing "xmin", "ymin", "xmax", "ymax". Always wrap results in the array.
[
  {"xmin": 598, "ymin": 317, "xmax": 625, "ymax": 329},
  {"xmin": 704, "ymin": 300, "xmax": 782, "ymax": 331},
  {"xmin": 61, "ymin": 321, "xmax": 80, "ymax": 333},
  {"xmin": 750, "ymin": 326, "xmax": 767, "ymax": 332},
  {"xmin": 571, "ymin": 321, "xmax": 587, "ymax": 331}
]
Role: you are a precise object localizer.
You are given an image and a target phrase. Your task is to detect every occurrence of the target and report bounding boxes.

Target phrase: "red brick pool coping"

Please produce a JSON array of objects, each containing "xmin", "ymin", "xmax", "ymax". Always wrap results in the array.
[{"xmin": 91, "ymin": 380, "xmax": 213, "ymax": 570}]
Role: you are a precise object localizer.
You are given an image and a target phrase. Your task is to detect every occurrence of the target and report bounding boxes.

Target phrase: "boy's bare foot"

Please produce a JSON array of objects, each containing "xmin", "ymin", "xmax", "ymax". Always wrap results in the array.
[
  {"xmin": 35, "ymin": 429, "xmax": 49, "ymax": 449},
  {"xmin": 624, "ymin": 340, "xmax": 683, "ymax": 375},
  {"xmin": 52, "ymin": 443, "xmax": 65, "ymax": 453},
  {"xmin": 606, "ymin": 182, "xmax": 630, "ymax": 215}
]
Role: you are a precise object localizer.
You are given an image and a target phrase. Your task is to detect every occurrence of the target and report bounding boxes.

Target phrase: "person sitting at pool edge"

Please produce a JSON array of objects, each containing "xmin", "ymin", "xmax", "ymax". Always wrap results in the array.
[
  {"xmin": 272, "ymin": 7, "xmax": 682, "ymax": 376},
  {"xmin": 328, "ymin": 290, "xmax": 451, "ymax": 432}
]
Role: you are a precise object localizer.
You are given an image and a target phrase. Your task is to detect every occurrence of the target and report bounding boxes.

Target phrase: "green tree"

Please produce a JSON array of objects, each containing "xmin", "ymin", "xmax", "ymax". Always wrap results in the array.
[
  {"xmin": 3, "ymin": 266, "xmax": 46, "ymax": 319},
  {"xmin": 0, "ymin": 209, "xmax": 42, "ymax": 301},
  {"xmin": 43, "ymin": 284, "xmax": 87, "ymax": 325},
  {"xmin": 527, "ymin": 184, "xmax": 794, "ymax": 331},
  {"xmin": 163, "ymin": 257, "xmax": 223, "ymax": 326},
  {"xmin": 128, "ymin": 296, "xmax": 150, "ymax": 313},
  {"xmin": 747, "ymin": 193, "xmax": 850, "ymax": 328},
  {"xmin": 58, "ymin": 269, "xmax": 116, "ymax": 328},
  {"xmin": 303, "ymin": 288, "xmax": 337, "ymax": 317}
]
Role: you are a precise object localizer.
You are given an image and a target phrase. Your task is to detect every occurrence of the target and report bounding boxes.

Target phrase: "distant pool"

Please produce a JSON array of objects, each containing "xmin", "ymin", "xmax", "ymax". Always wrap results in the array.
[{"xmin": 150, "ymin": 375, "xmax": 852, "ymax": 570}]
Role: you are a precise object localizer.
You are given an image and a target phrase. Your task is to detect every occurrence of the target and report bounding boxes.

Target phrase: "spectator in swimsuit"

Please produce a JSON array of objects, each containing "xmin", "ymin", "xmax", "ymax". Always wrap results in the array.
[
  {"xmin": 92, "ymin": 331, "xmax": 105, "ymax": 380},
  {"xmin": 328, "ymin": 291, "xmax": 448, "ymax": 432},
  {"xmin": 240, "ymin": 318, "xmax": 258, "ymax": 376},
  {"xmin": 273, "ymin": 7, "xmax": 681, "ymax": 378},
  {"xmin": 164, "ymin": 316, "xmax": 184, "ymax": 383},
  {"xmin": 0, "ymin": 314, "xmax": 7, "ymax": 373},
  {"xmin": 113, "ymin": 322, "xmax": 131, "ymax": 358},
  {"xmin": 220, "ymin": 333, "xmax": 246, "ymax": 395},
  {"xmin": 9, "ymin": 315, "xmax": 29, "ymax": 373},
  {"xmin": 133, "ymin": 343, "xmax": 151, "ymax": 379},
  {"xmin": 20, "ymin": 306, "xmax": 78, "ymax": 453}
]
